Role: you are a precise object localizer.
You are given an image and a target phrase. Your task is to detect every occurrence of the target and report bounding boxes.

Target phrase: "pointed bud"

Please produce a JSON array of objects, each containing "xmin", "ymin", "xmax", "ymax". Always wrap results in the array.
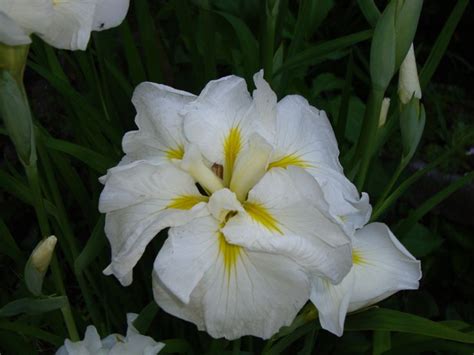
[
  {"xmin": 378, "ymin": 98, "xmax": 391, "ymax": 127},
  {"xmin": 398, "ymin": 44, "xmax": 422, "ymax": 105},
  {"xmin": 31, "ymin": 235, "xmax": 57, "ymax": 273},
  {"xmin": 399, "ymin": 98, "xmax": 425, "ymax": 161},
  {"xmin": 25, "ymin": 236, "xmax": 57, "ymax": 295}
]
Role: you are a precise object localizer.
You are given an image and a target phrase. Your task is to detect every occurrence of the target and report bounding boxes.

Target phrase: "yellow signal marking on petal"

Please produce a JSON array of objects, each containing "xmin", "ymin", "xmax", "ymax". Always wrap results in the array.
[
  {"xmin": 165, "ymin": 145, "xmax": 185, "ymax": 160},
  {"xmin": 167, "ymin": 195, "xmax": 208, "ymax": 210},
  {"xmin": 352, "ymin": 248, "xmax": 367, "ymax": 265},
  {"xmin": 268, "ymin": 154, "xmax": 311, "ymax": 170},
  {"xmin": 243, "ymin": 202, "xmax": 283, "ymax": 234},
  {"xmin": 218, "ymin": 232, "xmax": 241, "ymax": 277},
  {"xmin": 223, "ymin": 126, "xmax": 243, "ymax": 184}
]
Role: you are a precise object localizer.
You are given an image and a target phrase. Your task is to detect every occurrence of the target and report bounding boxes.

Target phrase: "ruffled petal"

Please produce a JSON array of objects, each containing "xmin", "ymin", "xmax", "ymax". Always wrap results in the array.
[
  {"xmin": 123, "ymin": 82, "xmax": 196, "ymax": 165},
  {"xmin": 263, "ymin": 94, "xmax": 371, "ymax": 235},
  {"xmin": 99, "ymin": 162, "xmax": 208, "ymax": 285},
  {"xmin": 92, "ymin": 0, "xmax": 129, "ymax": 31},
  {"xmin": 182, "ymin": 75, "xmax": 253, "ymax": 184},
  {"xmin": 39, "ymin": 0, "xmax": 96, "ymax": 50},
  {"xmin": 153, "ymin": 216, "xmax": 310, "ymax": 340},
  {"xmin": 222, "ymin": 166, "xmax": 352, "ymax": 284}
]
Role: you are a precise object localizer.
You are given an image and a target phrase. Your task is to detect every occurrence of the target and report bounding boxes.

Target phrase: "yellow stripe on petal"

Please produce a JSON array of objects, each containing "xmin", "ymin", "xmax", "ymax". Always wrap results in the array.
[
  {"xmin": 223, "ymin": 126, "xmax": 243, "ymax": 185},
  {"xmin": 352, "ymin": 248, "xmax": 367, "ymax": 265},
  {"xmin": 268, "ymin": 154, "xmax": 311, "ymax": 170},
  {"xmin": 244, "ymin": 202, "xmax": 283, "ymax": 234},
  {"xmin": 218, "ymin": 232, "xmax": 241, "ymax": 277},
  {"xmin": 166, "ymin": 145, "xmax": 185, "ymax": 160},
  {"xmin": 167, "ymin": 195, "xmax": 208, "ymax": 210}
]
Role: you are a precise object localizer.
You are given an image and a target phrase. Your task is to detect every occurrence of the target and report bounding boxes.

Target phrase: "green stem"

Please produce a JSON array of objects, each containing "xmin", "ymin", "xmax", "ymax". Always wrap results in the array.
[
  {"xmin": 375, "ymin": 158, "xmax": 407, "ymax": 210},
  {"xmin": 355, "ymin": 88, "xmax": 385, "ymax": 191},
  {"xmin": 25, "ymin": 163, "xmax": 79, "ymax": 341},
  {"xmin": 261, "ymin": 0, "xmax": 279, "ymax": 84}
]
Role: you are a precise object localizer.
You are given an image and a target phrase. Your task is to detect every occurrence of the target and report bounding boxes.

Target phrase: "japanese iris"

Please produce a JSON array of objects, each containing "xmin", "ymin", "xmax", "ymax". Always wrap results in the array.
[{"xmin": 99, "ymin": 71, "xmax": 421, "ymax": 339}]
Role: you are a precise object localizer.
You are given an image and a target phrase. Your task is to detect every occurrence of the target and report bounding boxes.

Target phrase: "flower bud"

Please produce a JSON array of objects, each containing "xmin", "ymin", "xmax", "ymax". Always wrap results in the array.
[
  {"xmin": 378, "ymin": 98, "xmax": 391, "ymax": 127},
  {"xmin": 399, "ymin": 98, "xmax": 425, "ymax": 160},
  {"xmin": 25, "ymin": 235, "xmax": 57, "ymax": 295},
  {"xmin": 398, "ymin": 44, "xmax": 422, "ymax": 105},
  {"xmin": 31, "ymin": 235, "xmax": 57, "ymax": 273}
]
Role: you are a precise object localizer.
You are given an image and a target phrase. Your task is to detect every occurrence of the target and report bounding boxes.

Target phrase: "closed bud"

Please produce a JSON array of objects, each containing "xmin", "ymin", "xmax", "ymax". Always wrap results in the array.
[
  {"xmin": 31, "ymin": 235, "xmax": 57, "ymax": 273},
  {"xmin": 399, "ymin": 98, "xmax": 425, "ymax": 160},
  {"xmin": 378, "ymin": 98, "xmax": 391, "ymax": 127},
  {"xmin": 398, "ymin": 44, "xmax": 422, "ymax": 105},
  {"xmin": 0, "ymin": 43, "xmax": 29, "ymax": 85},
  {"xmin": 25, "ymin": 235, "xmax": 57, "ymax": 295}
]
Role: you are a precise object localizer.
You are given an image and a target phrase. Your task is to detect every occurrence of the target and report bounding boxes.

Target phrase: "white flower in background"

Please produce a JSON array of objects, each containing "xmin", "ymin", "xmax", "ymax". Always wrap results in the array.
[
  {"xmin": 311, "ymin": 223, "xmax": 421, "ymax": 336},
  {"xmin": 0, "ymin": 0, "xmax": 129, "ymax": 50},
  {"xmin": 56, "ymin": 313, "xmax": 164, "ymax": 355},
  {"xmin": 99, "ymin": 71, "xmax": 419, "ymax": 339}
]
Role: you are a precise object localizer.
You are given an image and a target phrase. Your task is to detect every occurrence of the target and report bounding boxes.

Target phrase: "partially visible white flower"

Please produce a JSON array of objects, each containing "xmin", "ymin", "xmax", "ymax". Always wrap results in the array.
[
  {"xmin": 310, "ymin": 223, "xmax": 421, "ymax": 336},
  {"xmin": 398, "ymin": 43, "xmax": 422, "ymax": 104},
  {"xmin": 0, "ymin": 0, "xmax": 130, "ymax": 50},
  {"xmin": 56, "ymin": 313, "xmax": 164, "ymax": 355}
]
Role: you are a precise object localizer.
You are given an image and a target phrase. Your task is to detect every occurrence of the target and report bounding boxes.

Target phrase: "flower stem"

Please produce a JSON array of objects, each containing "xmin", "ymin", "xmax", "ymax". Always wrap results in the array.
[
  {"xmin": 355, "ymin": 88, "xmax": 385, "ymax": 191},
  {"xmin": 25, "ymin": 163, "xmax": 79, "ymax": 341}
]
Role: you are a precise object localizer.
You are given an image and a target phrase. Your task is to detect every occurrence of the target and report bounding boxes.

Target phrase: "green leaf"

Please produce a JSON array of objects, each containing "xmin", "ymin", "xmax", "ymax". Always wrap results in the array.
[
  {"xmin": 372, "ymin": 330, "xmax": 391, "ymax": 355},
  {"xmin": 132, "ymin": 302, "xmax": 159, "ymax": 335},
  {"xmin": 74, "ymin": 216, "xmax": 106, "ymax": 274},
  {"xmin": 0, "ymin": 218, "xmax": 24, "ymax": 264},
  {"xmin": 0, "ymin": 319, "xmax": 62, "ymax": 346},
  {"xmin": 275, "ymin": 30, "xmax": 373, "ymax": 75},
  {"xmin": 345, "ymin": 308, "xmax": 474, "ymax": 344},
  {"xmin": 214, "ymin": 10, "xmax": 259, "ymax": 81},
  {"xmin": 420, "ymin": 0, "xmax": 469, "ymax": 89},
  {"xmin": 357, "ymin": 0, "xmax": 380, "ymax": 27},
  {"xmin": 42, "ymin": 135, "xmax": 114, "ymax": 174},
  {"xmin": 160, "ymin": 338, "xmax": 193, "ymax": 354},
  {"xmin": 0, "ymin": 297, "xmax": 67, "ymax": 317},
  {"xmin": 396, "ymin": 171, "xmax": 474, "ymax": 236}
]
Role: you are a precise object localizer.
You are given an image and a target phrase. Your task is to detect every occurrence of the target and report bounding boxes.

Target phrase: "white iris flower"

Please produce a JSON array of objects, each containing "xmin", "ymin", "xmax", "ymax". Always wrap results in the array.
[
  {"xmin": 99, "ymin": 71, "xmax": 421, "ymax": 339},
  {"xmin": 56, "ymin": 313, "xmax": 164, "ymax": 355},
  {"xmin": 0, "ymin": 0, "xmax": 129, "ymax": 50}
]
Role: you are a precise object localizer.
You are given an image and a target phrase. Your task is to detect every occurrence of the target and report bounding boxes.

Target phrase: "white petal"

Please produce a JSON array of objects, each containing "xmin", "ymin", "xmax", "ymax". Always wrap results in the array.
[
  {"xmin": 124, "ymin": 82, "xmax": 196, "ymax": 164},
  {"xmin": 57, "ymin": 325, "xmax": 103, "ymax": 354},
  {"xmin": 39, "ymin": 0, "xmax": 96, "ymax": 50},
  {"xmin": 246, "ymin": 70, "xmax": 277, "ymax": 141},
  {"xmin": 92, "ymin": 0, "xmax": 129, "ymax": 31},
  {"xmin": 0, "ymin": 12, "xmax": 31, "ymax": 45},
  {"xmin": 153, "ymin": 216, "xmax": 310, "ymax": 340},
  {"xmin": 309, "ymin": 223, "xmax": 421, "ymax": 337},
  {"xmin": 1, "ymin": 0, "xmax": 53, "ymax": 37},
  {"xmin": 310, "ymin": 273, "xmax": 355, "ymax": 337},
  {"xmin": 222, "ymin": 167, "xmax": 352, "ymax": 283},
  {"xmin": 207, "ymin": 188, "xmax": 243, "ymax": 222},
  {"xmin": 182, "ymin": 75, "xmax": 252, "ymax": 173},
  {"xmin": 99, "ymin": 162, "xmax": 208, "ymax": 286},
  {"xmin": 265, "ymin": 94, "xmax": 371, "ymax": 235},
  {"xmin": 108, "ymin": 313, "xmax": 164, "ymax": 355},
  {"xmin": 229, "ymin": 133, "xmax": 273, "ymax": 201},
  {"xmin": 308, "ymin": 167, "xmax": 372, "ymax": 235},
  {"xmin": 268, "ymin": 95, "xmax": 342, "ymax": 172},
  {"xmin": 347, "ymin": 223, "xmax": 421, "ymax": 312}
]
